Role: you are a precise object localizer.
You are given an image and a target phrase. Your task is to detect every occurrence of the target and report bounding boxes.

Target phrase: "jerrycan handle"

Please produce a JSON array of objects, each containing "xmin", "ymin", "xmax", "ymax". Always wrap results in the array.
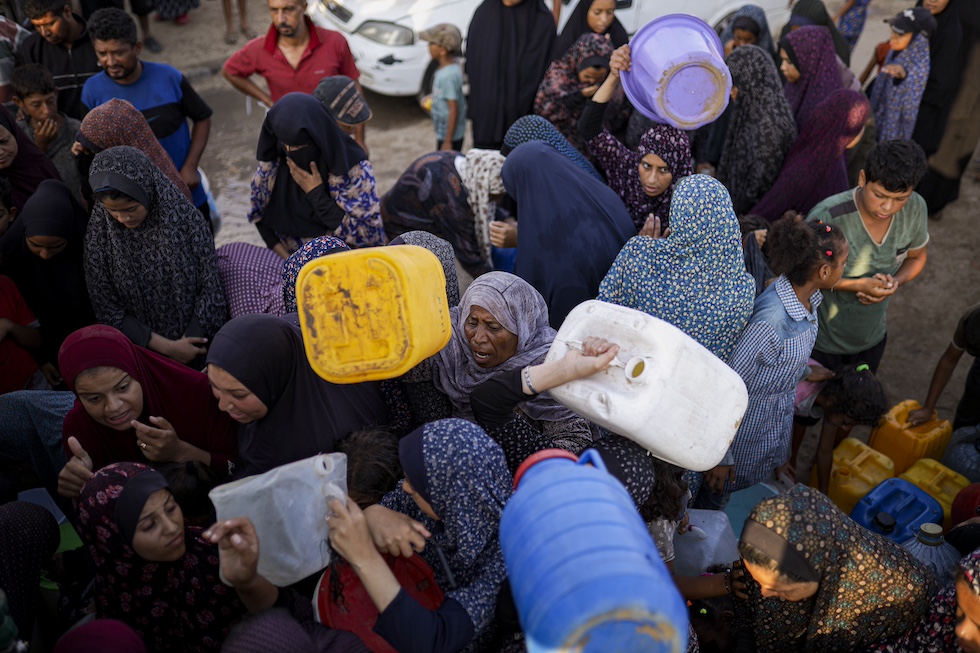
[
  {"xmin": 577, "ymin": 448, "xmax": 609, "ymax": 473},
  {"xmin": 513, "ymin": 449, "xmax": 579, "ymax": 490}
]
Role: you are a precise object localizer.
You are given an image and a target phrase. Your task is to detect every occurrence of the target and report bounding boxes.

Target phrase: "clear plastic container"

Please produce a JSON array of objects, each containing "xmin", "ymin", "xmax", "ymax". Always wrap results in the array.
[
  {"xmin": 673, "ymin": 509, "xmax": 740, "ymax": 576},
  {"xmin": 209, "ymin": 453, "xmax": 347, "ymax": 587},
  {"xmin": 296, "ymin": 245, "xmax": 452, "ymax": 383},
  {"xmin": 814, "ymin": 438, "xmax": 895, "ymax": 515},
  {"xmin": 900, "ymin": 458, "xmax": 970, "ymax": 531},
  {"xmin": 869, "ymin": 400, "xmax": 952, "ymax": 474},
  {"xmin": 546, "ymin": 300, "xmax": 748, "ymax": 472}
]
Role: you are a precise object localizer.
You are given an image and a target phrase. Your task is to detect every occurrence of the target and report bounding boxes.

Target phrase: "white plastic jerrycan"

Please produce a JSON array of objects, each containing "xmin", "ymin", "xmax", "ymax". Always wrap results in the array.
[
  {"xmin": 546, "ymin": 300, "xmax": 748, "ymax": 471},
  {"xmin": 209, "ymin": 453, "xmax": 347, "ymax": 587}
]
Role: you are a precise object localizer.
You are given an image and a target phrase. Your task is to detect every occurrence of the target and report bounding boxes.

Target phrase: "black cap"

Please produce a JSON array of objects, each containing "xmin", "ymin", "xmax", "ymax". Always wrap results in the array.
[
  {"xmin": 313, "ymin": 75, "xmax": 372, "ymax": 125},
  {"xmin": 889, "ymin": 7, "xmax": 937, "ymax": 36}
]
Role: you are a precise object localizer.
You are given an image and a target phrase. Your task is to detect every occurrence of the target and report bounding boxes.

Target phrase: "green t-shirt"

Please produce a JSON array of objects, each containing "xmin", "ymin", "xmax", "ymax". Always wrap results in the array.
[{"xmin": 807, "ymin": 188, "xmax": 929, "ymax": 355}]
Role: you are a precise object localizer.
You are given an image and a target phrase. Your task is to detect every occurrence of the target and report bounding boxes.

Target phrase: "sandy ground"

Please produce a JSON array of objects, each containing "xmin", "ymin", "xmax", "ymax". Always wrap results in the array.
[{"xmin": 150, "ymin": 0, "xmax": 980, "ymax": 476}]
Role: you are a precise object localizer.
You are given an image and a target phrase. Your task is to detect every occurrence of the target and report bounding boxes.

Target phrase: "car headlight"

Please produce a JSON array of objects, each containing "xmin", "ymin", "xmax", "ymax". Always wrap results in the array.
[{"xmin": 355, "ymin": 21, "xmax": 415, "ymax": 46}]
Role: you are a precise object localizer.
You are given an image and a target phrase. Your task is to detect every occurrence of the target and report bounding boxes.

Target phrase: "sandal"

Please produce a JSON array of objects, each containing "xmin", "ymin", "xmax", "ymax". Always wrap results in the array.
[
  {"xmin": 175, "ymin": 13, "xmax": 189, "ymax": 25},
  {"xmin": 224, "ymin": 30, "xmax": 238, "ymax": 44}
]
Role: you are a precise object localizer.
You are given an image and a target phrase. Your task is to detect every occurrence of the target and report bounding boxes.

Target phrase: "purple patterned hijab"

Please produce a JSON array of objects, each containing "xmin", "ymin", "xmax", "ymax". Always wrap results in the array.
[
  {"xmin": 588, "ymin": 124, "xmax": 693, "ymax": 230},
  {"xmin": 781, "ymin": 26, "xmax": 844, "ymax": 129},
  {"xmin": 749, "ymin": 89, "xmax": 870, "ymax": 222},
  {"xmin": 432, "ymin": 272, "xmax": 575, "ymax": 422}
]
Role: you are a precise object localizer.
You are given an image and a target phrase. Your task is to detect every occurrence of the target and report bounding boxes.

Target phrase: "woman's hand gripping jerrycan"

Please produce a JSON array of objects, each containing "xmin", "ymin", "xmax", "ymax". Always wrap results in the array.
[
  {"xmin": 499, "ymin": 449, "xmax": 689, "ymax": 653},
  {"xmin": 545, "ymin": 300, "xmax": 749, "ymax": 471}
]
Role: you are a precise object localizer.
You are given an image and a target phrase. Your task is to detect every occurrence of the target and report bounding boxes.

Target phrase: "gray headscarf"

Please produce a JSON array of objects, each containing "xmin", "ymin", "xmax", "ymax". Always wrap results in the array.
[
  {"xmin": 389, "ymin": 231, "xmax": 460, "ymax": 307},
  {"xmin": 432, "ymin": 272, "xmax": 575, "ymax": 422}
]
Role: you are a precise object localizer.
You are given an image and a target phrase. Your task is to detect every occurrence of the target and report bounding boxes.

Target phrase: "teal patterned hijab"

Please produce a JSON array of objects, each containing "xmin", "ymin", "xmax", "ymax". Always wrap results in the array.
[{"xmin": 737, "ymin": 485, "xmax": 936, "ymax": 653}]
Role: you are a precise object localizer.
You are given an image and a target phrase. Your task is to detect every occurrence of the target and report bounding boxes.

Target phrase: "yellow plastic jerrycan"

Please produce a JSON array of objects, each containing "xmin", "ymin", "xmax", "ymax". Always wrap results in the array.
[
  {"xmin": 869, "ymin": 400, "xmax": 953, "ymax": 474},
  {"xmin": 813, "ymin": 437, "xmax": 895, "ymax": 514},
  {"xmin": 296, "ymin": 245, "xmax": 452, "ymax": 383},
  {"xmin": 900, "ymin": 459, "xmax": 970, "ymax": 531}
]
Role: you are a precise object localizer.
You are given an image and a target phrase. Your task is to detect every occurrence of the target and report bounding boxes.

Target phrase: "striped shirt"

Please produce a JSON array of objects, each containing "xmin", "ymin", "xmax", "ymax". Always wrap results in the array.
[{"xmin": 727, "ymin": 275, "xmax": 821, "ymax": 491}]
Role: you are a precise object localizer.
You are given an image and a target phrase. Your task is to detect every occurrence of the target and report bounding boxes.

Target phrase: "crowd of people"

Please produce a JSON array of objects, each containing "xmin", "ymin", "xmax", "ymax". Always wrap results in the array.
[{"xmin": 0, "ymin": 0, "xmax": 979, "ymax": 650}]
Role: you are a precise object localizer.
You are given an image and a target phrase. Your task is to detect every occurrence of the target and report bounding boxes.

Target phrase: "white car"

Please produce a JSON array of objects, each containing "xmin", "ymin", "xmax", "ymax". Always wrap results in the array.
[{"xmin": 307, "ymin": 0, "xmax": 791, "ymax": 98}]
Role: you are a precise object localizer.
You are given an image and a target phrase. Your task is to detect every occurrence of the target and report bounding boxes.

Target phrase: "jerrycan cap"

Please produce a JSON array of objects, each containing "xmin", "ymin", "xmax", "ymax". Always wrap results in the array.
[
  {"xmin": 873, "ymin": 512, "xmax": 896, "ymax": 533},
  {"xmin": 916, "ymin": 522, "xmax": 945, "ymax": 545},
  {"xmin": 513, "ymin": 449, "xmax": 579, "ymax": 491}
]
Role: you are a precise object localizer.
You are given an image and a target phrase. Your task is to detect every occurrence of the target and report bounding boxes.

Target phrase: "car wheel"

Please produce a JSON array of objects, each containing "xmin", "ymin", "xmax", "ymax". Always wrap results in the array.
[{"xmin": 417, "ymin": 60, "xmax": 439, "ymax": 112}]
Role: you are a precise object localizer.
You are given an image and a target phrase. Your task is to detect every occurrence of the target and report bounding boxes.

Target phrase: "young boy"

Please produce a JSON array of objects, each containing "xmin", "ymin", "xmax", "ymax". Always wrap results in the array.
[
  {"xmin": 11, "ymin": 63, "xmax": 81, "ymax": 199},
  {"xmin": 806, "ymin": 139, "xmax": 929, "ymax": 373},
  {"xmin": 420, "ymin": 23, "xmax": 466, "ymax": 152}
]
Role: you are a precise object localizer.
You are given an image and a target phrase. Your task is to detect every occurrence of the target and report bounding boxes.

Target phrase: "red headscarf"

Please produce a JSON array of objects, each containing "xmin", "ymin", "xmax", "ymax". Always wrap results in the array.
[
  {"xmin": 58, "ymin": 325, "xmax": 237, "ymax": 476},
  {"xmin": 0, "ymin": 105, "xmax": 61, "ymax": 210}
]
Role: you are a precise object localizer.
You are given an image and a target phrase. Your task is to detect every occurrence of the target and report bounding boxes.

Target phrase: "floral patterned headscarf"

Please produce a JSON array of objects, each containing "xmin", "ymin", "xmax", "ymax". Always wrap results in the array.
[{"xmin": 76, "ymin": 462, "xmax": 244, "ymax": 652}]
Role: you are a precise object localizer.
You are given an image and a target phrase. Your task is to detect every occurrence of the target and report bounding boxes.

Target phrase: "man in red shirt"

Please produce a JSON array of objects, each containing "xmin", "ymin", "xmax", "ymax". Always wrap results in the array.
[{"xmin": 222, "ymin": 0, "xmax": 366, "ymax": 146}]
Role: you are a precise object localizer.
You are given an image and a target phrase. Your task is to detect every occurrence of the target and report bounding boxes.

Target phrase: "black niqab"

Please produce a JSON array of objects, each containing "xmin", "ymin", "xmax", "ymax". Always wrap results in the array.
[{"xmin": 255, "ymin": 93, "xmax": 368, "ymax": 238}]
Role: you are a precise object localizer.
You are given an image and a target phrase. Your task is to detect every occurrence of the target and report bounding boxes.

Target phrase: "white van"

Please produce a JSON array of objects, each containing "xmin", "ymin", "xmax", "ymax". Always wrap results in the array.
[{"xmin": 307, "ymin": 0, "xmax": 790, "ymax": 98}]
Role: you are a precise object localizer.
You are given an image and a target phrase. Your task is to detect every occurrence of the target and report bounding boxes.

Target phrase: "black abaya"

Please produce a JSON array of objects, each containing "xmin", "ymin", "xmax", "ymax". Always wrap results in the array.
[
  {"xmin": 465, "ymin": 0, "xmax": 556, "ymax": 149},
  {"xmin": 911, "ymin": 0, "xmax": 965, "ymax": 155}
]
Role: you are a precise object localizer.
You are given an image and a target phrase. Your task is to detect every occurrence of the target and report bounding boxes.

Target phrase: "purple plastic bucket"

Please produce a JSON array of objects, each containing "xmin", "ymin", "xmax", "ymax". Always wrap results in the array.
[{"xmin": 621, "ymin": 14, "xmax": 732, "ymax": 130}]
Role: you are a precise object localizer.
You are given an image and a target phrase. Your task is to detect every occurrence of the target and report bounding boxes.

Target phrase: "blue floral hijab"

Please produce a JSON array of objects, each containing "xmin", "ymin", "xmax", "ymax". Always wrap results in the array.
[
  {"xmin": 597, "ymin": 174, "xmax": 754, "ymax": 361},
  {"xmin": 384, "ymin": 418, "xmax": 511, "ymax": 639},
  {"xmin": 280, "ymin": 235, "xmax": 349, "ymax": 313},
  {"xmin": 502, "ymin": 115, "xmax": 602, "ymax": 181}
]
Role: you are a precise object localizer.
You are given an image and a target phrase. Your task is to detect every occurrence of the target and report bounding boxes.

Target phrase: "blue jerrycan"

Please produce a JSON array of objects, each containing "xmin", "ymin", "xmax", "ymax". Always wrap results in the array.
[
  {"xmin": 499, "ymin": 449, "xmax": 689, "ymax": 652},
  {"xmin": 850, "ymin": 477, "xmax": 944, "ymax": 544}
]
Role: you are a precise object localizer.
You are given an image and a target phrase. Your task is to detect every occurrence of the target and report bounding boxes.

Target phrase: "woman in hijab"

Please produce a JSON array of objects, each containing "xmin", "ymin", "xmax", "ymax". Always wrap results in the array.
[
  {"xmin": 914, "ymin": 0, "xmax": 980, "ymax": 217},
  {"xmin": 534, "ymin": 33, "xmax": 615, "ymax": 154},
  {"xmin": 749, "ymin": 89, "xmax": 870, "ymax": 223},
  {"xmin": 912, "ymin": 0, "xmax": 967, "ymax": 156},
  {"xmin": 716, "ymin": 45, "xmax": 798, "ymax": 216},
  {"xmin": 75, "ymin": 463, "xmax": 284, "ymax": 653},
  {"xmin": 720, "ymin": 4, "xmax": 779, "ymax": 61},
  {"xmin": 551, "ymin": 0, "xmax": 628, "ymax": 61},
  {"xmin": 280, "ymin": 235, "xmax": 350, "ymax": 314},
  {"xmin": 55, "ymin": 325, "xmax": 237, "ymax": 500},
  {"xmin": 215, "ymin": 242, "xmax": 287, "ymax": 319},
  {"xmin": 205, "ymin": 314, "xmax": 389, "ymax": 478},
  {"xmin": 328, "ymin": 419, "xmax": 512, "ymax": 653},
  {"xmin": 75, "ymin": 98, "xmax": 192, "ymax": 203},
  {"xmin": 0, "ymin": 105, "xmax": 60, "ymax": 211},
  {"xmin": 780, "ymin": 0, "xmax": 852, "ymax": 65},
  {"xmin": 871, "ymin": 8, "xmax": 934, "ymax": 142},
  {"xmin": 248, "ymin": 93, "xmax": 385, "ymax": 257},
  {"xmin": 734, "ymin": 485, "xmax": 935, "ymax": 652},
  {"xmin": 599, "ymin": 175, "xmax": 755, "ymax": 362},
  {"xmin": 465, "ymin": 0, "xmax": 555, "ymax": 149},
  {"xmin": 579, "ymin": 45, "xmax": 694, "ymax": 232},
  {"xmin": 425, "ymin": 272, "xmax": 594, "ymax": 468},
  {"xmin": 380, "ymin": 149, "xmax": 501, "ymax": 277},
  {"xmin": 779, "ymin": 26, "xmax": 845, "ymax": 130},
  {"xmin": 502, "ymin": 141, "xmax": 635, "ymax": 327},
  {"xmin": 502, "ymin": 114, "xmax": 602, "ymax": 180},
  {"xmin": 0, "ymin": 179, "xmax": 95, "ymax": 376},
  {"xmin": 83, "ymin": 146, "xmax": 228, "ymax": 366}
]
